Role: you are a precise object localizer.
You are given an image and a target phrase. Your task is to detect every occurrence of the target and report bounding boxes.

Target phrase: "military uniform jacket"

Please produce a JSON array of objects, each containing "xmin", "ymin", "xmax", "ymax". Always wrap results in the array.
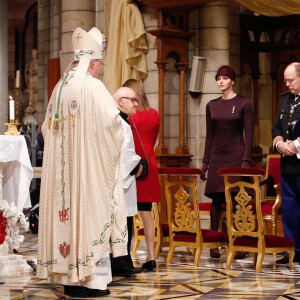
[{"xmin": 272, "ymin": 91, "xmax": 300, "ymax": 175}]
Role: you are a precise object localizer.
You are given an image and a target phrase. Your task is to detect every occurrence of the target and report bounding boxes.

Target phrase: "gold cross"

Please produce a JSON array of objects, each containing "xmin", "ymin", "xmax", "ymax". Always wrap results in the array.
[{"xmin": 75, "ymin": 33, "xmax": 82, "ymax": 42}]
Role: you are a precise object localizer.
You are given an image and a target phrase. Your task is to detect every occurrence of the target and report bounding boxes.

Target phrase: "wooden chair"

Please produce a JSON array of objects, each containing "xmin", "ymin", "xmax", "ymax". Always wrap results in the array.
[
  {"xmin": 218, "ymin": 167, "xmax": 294, "ymax": 272},
  {"xmin": 260, "ymin": 154, "xmax": 281, "ymax": 235},
  {"xmin": 159, "ymin": 167, "xmax": 226, "ymax": 232},
  {"xmin": 132, "ymin": 203, "xmax": 169, "ymax": 259},
  {"xmin": 164, "ymin": 174, "xmax": 228, "ymax": 266}
]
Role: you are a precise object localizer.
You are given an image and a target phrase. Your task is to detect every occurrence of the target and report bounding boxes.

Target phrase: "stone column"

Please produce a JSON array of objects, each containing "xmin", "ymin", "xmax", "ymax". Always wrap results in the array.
[
  {"xmin": 187, "ymin": 2, "xmax": 230, "ymax": 164},
  {"xmin": 61, "ymin": 0, "xmax": 96, "ymax": 72},
  {"xmin": 0, "ymin": 0, "xmax": 8, "ymax": 134},
  {"xmin": 199, "ymin": 2, "xmax": 230, "ymax": 99},
  {"xmin": 229, "ymin": 1, "xmax": 241, "ymax": 84}
]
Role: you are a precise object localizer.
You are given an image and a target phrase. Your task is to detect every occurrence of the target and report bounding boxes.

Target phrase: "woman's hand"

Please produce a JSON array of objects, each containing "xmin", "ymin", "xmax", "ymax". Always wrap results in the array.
[{"xmin": 200, "ymin": 163, "xmax": 208, "ymax": 181}]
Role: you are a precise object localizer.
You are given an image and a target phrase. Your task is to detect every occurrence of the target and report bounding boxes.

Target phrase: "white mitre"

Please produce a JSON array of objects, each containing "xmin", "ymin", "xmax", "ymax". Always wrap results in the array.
[
  {"xmin": 73, "ymin": 27, "xmax": 106, "ymax": 61},
  {"xmin": 69, "ymin": 27, "xmax": 106, "ymax": 78}
]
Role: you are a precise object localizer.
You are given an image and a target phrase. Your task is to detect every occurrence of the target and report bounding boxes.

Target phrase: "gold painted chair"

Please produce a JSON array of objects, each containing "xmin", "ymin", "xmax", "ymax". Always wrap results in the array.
[
  {"xmin": 164, "ymin": 175, "xmax": 228, "ymax": 266},
  {"xmin": 260, "ymin": 154, "xmax": 282, "ymax": 235},
  {"xmin": 218, "ymin": 167, "xmax": 294, "ymax": 272},
  {"xmin": 132, "ymin": 203, "xmax": 169, "ymax": 259}
]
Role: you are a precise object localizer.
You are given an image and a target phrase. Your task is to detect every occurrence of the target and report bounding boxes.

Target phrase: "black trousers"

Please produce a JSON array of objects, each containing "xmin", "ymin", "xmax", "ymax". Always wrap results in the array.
[{"xmin": 111, "ymin": 216, "xmax": 134, "ymax": 270}]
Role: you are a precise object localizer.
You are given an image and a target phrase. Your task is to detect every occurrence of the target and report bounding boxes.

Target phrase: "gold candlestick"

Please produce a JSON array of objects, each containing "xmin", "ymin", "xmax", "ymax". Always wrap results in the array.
[{"xmin": 4, "ymin": 121, "xmax": 21, "ymax": 135}]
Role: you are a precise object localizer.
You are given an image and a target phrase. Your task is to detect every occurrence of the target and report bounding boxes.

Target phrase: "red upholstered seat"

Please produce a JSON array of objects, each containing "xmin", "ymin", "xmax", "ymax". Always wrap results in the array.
[
  {"xmin": 173, "ymin": 229, "xmax": 228, "ymax": 243},
  {"xmin": 198, "ymin": 202, "xmax": 212, "ymax": 211},
  {"xmin": 159, "ymin": 167, "xmax": 202, "ymax": 175},
  {"xmin": 202, "ymin": 229, "xmax": 228, "ymax": 243},
  {"xmin": 217, "ymin": 167, "xmax": 265, "ymax": 176},
  {"xmin": 261, "ymin": 202, "xmax": 282, "ymax": 215}
]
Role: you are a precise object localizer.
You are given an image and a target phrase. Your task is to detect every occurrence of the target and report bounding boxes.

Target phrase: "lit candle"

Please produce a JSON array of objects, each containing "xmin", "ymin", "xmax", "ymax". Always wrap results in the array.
[
  {"xmin": 9, "ymin": 96, "xmax": 15, "ymax": 121},
  {"xmin": 15, "ymin": 70, "xmax": 20, "ymax": 88}
]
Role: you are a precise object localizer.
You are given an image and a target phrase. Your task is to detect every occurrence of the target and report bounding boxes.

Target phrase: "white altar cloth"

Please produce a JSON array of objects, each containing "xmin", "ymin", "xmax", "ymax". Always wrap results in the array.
[{"xmin": 0, "ymin": 135, "xmax": 33, "ymax": 211}]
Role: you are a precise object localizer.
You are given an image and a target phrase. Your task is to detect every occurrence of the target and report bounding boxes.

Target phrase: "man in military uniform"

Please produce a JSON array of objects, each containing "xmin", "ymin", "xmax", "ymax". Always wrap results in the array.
[{"xmin": 272, "ymin": 62, "xmax": 300, "ymax": 264}]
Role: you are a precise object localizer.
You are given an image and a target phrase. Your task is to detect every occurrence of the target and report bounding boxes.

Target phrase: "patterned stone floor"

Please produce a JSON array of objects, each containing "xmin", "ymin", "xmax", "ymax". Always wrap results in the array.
[{"xmin": 1, "ymin": 231, "xmax": 300, "ymax": 299}]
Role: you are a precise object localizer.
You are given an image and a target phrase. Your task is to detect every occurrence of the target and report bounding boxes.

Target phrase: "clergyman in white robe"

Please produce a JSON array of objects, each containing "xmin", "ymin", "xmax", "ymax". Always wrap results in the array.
[
  {"xmin": 111, "ymin": 87, "xmax": 142, "ymax": 276},
  {"xmin": 37, "ymin": 27, "xmax": 127, "ymax": 293}
]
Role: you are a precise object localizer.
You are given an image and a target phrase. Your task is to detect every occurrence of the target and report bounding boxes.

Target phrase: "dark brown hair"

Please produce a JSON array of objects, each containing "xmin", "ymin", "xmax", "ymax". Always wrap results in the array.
[{"xmin": 122, "ymin": 79, "xmax": 150, "ymax": 111}]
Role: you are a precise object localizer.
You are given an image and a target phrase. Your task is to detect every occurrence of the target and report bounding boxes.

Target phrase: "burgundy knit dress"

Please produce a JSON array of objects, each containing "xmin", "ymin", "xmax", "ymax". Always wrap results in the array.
[{"xmin": 203, "ymin": 95, "xmax": 254, "ymax": 197}]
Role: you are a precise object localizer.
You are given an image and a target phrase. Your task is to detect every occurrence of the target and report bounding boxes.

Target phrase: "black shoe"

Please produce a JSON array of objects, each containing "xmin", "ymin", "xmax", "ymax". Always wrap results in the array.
[
  {"xmin": 64, "ymin": 285, "xmax": 110, "ymax": 298},
  {"xmin": 112, "ymin": 266, "xmax": 142, "ymax": 277},
  {"xmin": 276, "ymin": 256, "xmax": 300, "ymax": 264},
  {"xmin": 210, "ymin": 248, "xmax": 221, "ymax": 259},
  {"xmin": 142, "ymin": 260, "xmax": 156, "ymax": 271},
  {"xmin": 234, "ymin": 252, "xmax": 248, "ymax": 259}
]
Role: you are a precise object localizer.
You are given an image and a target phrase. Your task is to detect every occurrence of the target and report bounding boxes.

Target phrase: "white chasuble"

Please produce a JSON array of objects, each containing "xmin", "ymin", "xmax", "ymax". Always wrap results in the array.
[{"xmin": 37, "ymin": 70, "xmax": 127, "ymax": 286}]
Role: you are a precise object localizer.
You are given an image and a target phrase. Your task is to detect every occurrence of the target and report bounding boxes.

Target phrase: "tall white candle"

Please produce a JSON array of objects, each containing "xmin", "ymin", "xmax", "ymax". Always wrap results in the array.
[
  {"xmin": 9, "ymin": 96, "xmax": 15, "ymax": 121},
  {"xmin": 16, "ymin": 70, "xmax": 20, "ymax": 88}
]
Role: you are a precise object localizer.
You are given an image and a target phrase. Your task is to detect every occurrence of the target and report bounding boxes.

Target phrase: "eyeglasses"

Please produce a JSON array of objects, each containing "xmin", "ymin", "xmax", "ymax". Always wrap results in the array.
[
  {"xmin": 284, "ymin": 78, "xmax": 296, "ymax": 85},
  {"xmin": 121, "ymin": 96, "xmax": 139, "ymax": 103},
  {"xmin": 95, "ymin": 59, "xmax": 105, "ymax": 66}
]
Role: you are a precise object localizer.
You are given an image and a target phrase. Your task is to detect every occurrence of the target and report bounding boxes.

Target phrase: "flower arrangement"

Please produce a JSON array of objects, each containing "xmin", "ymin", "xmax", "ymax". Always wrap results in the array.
[{"xmin": 0, "ymin": 200, "xmax": 29, "ymax": 251}]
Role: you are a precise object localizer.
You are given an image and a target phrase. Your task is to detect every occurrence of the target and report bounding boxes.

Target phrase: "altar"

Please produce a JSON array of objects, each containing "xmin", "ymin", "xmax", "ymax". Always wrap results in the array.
[
  {"xmin": 0, "ymin": 135, "xmax": 33, "ymax": 277},
  {"xmin": 0, "ymin": 135, "xmax": 33, "ymax": 210}
]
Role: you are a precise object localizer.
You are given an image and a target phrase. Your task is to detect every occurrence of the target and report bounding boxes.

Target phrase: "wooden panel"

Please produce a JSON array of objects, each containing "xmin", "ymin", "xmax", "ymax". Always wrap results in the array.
[{"xmin": 47, "ymin": 58, "xmax": 61, "ymax": 101}]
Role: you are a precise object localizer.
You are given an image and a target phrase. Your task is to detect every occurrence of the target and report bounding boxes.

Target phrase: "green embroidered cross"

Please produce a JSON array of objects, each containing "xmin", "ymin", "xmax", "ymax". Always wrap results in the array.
[{"xmin": 53, "ymin": 73, "xmax": 69, "ymax": 130}]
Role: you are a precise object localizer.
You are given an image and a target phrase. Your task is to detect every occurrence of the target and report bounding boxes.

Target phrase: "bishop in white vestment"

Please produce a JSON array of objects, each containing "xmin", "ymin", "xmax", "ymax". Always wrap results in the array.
[{"xmin": 37, "ymin": 27, "xmax": 127, "ymax": 298}]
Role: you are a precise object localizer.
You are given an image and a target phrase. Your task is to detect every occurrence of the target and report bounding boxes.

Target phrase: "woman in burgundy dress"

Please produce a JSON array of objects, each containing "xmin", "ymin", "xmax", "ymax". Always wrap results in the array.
[
  {"xmin": 123, "ymin": 79, "xmax": 161, "ymax": 271},
  {"xmin": 200, "ymin": 66, "xmax": 254, "ymax": 259}
]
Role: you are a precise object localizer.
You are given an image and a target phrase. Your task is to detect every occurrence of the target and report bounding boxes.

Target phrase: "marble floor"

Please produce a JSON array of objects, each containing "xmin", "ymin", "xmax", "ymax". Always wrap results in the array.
[{"xmin": 1, "ymin": 231, "xmax": 300, "ymax": 300}]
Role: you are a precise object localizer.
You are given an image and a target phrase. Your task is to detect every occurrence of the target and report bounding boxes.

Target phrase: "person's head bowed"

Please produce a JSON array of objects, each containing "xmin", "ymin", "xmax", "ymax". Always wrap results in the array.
[{"xmin": 284, "ymin": 62, "xmax": 300, "ymax": 95}]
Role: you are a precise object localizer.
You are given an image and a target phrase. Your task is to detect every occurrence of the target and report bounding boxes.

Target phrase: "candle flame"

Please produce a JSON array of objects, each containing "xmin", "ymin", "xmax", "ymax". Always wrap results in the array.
[{"xmin": 9, "ymin": 96, "xmax": 13, "ymax": 100}]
